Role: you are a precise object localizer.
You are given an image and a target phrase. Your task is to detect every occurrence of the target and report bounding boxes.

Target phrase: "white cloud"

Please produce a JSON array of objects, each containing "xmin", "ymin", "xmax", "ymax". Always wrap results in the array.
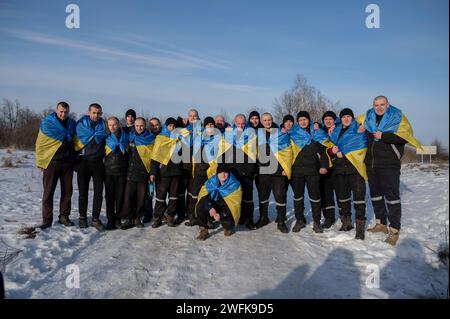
[{"xmin": 0, "ymin": 28, "xmax": 229, "ymax": 71}]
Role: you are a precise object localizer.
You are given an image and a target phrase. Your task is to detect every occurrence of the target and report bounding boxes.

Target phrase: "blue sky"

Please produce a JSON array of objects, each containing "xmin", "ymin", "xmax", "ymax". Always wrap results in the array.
[{"xmin": 0, "ymin": 0, "xmax": 448, "ymax": 146}]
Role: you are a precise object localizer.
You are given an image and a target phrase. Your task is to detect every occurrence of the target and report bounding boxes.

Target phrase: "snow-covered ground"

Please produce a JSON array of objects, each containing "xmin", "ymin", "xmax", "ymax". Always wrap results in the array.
[{"xmin": 0, "ymin": 149, "xmax": 448, "ymax": 299}]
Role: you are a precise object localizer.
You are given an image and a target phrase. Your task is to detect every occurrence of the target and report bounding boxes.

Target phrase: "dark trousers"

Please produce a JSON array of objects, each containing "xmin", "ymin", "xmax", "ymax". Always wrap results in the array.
[
  {"xmin": 42, "ymin": 160, "xmax": 73, "ymax": 224},
  {"xmin": 367, "ymin": 167, "xmax": 402, "ymax": 229},
  {"xmin": 291, "ymin": 174, "xmax": 321, "ymax": 224},
  {"xmin": 176, "ymin": 171, "xmax": 190, "ymax": 220},
  {"xmin": 121, "ymin": 179, "xmax": 148, "ymax": 220},
  {"xmin": 196, "ymin": 198, "xmax": 234, "ymax": 230},
  {"xmin": 105, "ymin": 174, "xmax": 127, "ymax": 224},
  {"xmin": 188, "ymin": 174, "xmax": 208, "ymax": 220},
  {"xmin": 258, "ymin": 175, "xmax": 287, "ymax": 222},
  {"xmin": 333, "ymin": 173, "xmax": 366, "ymax": 221},
  {"xmin": 238, "ymin": 176, "xmax": 255, "ymax": 223},
  {"xmin": 77, "ymin": 159, "xmax": 104, "ymax": 220},
  {"xmin": 320, "ymin": 171, "xmax": 336, "ymax": 220},
  {"xmin": 154, "ymin": 176, "xmax": 180, "ymax": 218}
]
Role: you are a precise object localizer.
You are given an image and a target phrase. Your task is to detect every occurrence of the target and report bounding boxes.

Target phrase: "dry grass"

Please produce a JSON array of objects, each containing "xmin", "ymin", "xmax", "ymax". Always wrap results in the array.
[
  {"xmin": 1, "ymin": 156, "xmax": 14, "ymax": 168},
  {"xmin": 17, "ymin": 226, "xmax": 38, "ymax": 239}
]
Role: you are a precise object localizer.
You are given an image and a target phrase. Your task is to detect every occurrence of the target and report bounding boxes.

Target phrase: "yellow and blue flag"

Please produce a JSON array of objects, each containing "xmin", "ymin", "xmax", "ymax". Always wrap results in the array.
[
  {"xmin": 35, "ymin": 112, "xmax": 76, "ymax": 169},
  {"xmin": 151, "ymin": 126, "xmax": 182, "ymax": 166},
  {"xmin": 73, "ymin": 115, "xmax": 108, "ymax": 151},
  {"xmin": 221, "ymin": 125, "xmax": 258, "ymax": 162},
  {"xmin": 192, "ymin": 129, "xmax": 222, "ymax": 178},
  {"xmin": 258, "ymin": 128, "xmax": 292, "ymax": 179},
  {"xmin": 356, "ymin": 105, "xmax": 422, "ymax": 149},
  {"xmin": 330, "ymin": 120, "xmax": 368, "ymax": 180},
  {"xmin": 130, "ymin": 129, "xmax": 155, "ymax": 173},
  {"xmin": 105, "ymin": 128, "xmax": 129, "ymax": 156},
  {"xmin": 288, "ymin": 124, "xmax": 313, "ymax": 162},
  {"xmin": 196, "ymin": 173, "xmax": 242, "ymax": 225}
]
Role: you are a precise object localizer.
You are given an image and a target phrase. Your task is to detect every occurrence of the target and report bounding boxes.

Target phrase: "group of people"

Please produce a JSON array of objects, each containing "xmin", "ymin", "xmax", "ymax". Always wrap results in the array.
[{"xmin": 35, "ymin": 95, "xmax": 421, "ymax": 246}]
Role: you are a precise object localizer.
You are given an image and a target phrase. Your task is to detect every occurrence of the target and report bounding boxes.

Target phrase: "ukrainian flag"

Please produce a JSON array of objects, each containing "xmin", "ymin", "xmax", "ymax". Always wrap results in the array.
[
  {"xmin": 73, "ymin": 115, "xmax": 108, "ymax": 151},
  {"xmin": 311, "ymin": 125, "xmax": 334, "ymax": 149},
  {"xmin": 130, "ymin": 130, "xmax": 155, "ymax": 173},
  {"xmin": 192, "ymin": 129, "xmax": 222, "ymax": 179},
  {"xmin": 151, "ymin": 126, "xmax": 181, "ymax": 165},
  {"xmin": 35, "ymin": 112, "xmax": 76, "ymax": 169},
  {"xmin": 196, "ymin": 173, "xmax": 242, "ymax": 225},
  {"xmin": 288, "ymin": 124, "xmax": 313, "ymax": 162},
  {"xmin": 356, "ymin": 105, "xmax": 422, "ymax": 149},
  {"xmin": 258, "ymin": 128, "xmax": 292, "ymax": 179},
  {"xmin": 105, "ymin": 128, "xmax": 129, "ymax": 156},
  {"xmin": 220, "ymin": 125, "xmax": 258, "ymax": 162},
  {"xmin": 330, "ymin": 120, "xmax": 369, "ymax": 180}
]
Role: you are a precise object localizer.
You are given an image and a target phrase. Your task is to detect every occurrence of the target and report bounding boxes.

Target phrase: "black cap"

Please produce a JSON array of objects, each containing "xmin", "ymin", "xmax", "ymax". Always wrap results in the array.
[
  {"xmin": 296, "ymin": 111, "xmax": 311, "ymax": 122},
  {"xmin": 322, "ymin": 111, "xmax": 337, "ymax": 122},
  {"xmin": 125, "ymin": 109, "xmax": 136, "ymax": 119},
  {"xmin": 165, "ymin": 117, "xmax": 177, "ymax": 126},
  {"xmin": 248, "ymin": 111, "xmax": 260, "ymax": 119},
  {"xmin": 203, "ymin": 116, "xmax": 215, "ymax": 127},
  {"xmin": 339, "ymin": 108, "xmax": 354, "ymax": 119},
  {"xmin": 216, "ymin": 164, "xmax": 230, "ymax": 175},
  {"xmin": 282, "ymin": 114, "xmax": 295, "ymax": 124}
]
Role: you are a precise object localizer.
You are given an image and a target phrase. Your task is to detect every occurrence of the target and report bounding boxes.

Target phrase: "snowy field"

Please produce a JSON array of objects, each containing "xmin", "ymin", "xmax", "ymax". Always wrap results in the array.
[{"xmin": 0, "ymin": 149, "xmax": 448, "ymax": 299}]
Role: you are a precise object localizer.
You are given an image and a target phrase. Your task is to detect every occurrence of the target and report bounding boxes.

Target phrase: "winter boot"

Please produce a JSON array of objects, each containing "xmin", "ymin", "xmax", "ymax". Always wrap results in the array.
[
  {"xmin": 313, "ymin": 222, "xmax": 324, "ymax": 233},
  {"xmin": 355, "ymin": 219, "xmax": 366, "ymax": 240},
  {"xmin": 40, "ymin": 222, "xmax": 52, "ymax": 230},
  {"xmin": 385, "ymin": 227, "xmax": 400, "ymax": 246},
  {"xmin": 58, "ymin": 215, "xmax": 74, "ymax": 227},
  {"xmin": 277, "ymin": 221, "xmax": 289, "ymax": 233},
  {"xmin": 166, "ymin": 215, "xmax": 175, "ymax": 227},
  {"xmin": 79, "ymin": 218, "xmax": 88, "ymax": 229},
  {"xmin": 120, "ymin": 219, "xmax": 134, "ymax": 230},
  {"xmin": 91, "ymin": 219, "xmax": 105, "ymax": 231},
  {"xmin": 224, "ymin": 228, "xmax": 234, "ymax": 237},
  {"xmin": 133, "ymin": 218, "xmax": 144, "ymax": 228},
  {"xmin": 367, "ymin": 219, "xmax": 388, "ymax": 234},
  {"xmin": 196, "ymin": 227, "xmax": 209, "ymax": 240},
  {"xmin": 105, "ymin": 220, "xmax": 117, "ymax": 230},
  {"xmin": 321, "ymin": 210, "xmax": 335, "ymax": 229},
  {"xmin": 245, "ymin": 218, "xmax": 256, "ymax": 230},
  {"xmin": 255, "ymin": 207, "xmax": 270, "ymax": 229},
  {"xmin": 151, "ymin": 217, "xmax": 162, "ymax": 228},
  {"xmin": 339, "ymin": 215, "xmax": 353, "ymax": 231},
  {"xmin": 292, "ymin": 219, "xmax": 306, "ymax": 232}
]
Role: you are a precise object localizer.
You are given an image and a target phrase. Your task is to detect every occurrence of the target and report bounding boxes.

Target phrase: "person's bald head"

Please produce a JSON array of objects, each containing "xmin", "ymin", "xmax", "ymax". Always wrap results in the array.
[
  {"xmin": 188, "ymin": 108, "xmax": 199, "ymax": 124},
  {"xmin": 234, "ymin": 114, "xmax": 246, "ymax": 130}
]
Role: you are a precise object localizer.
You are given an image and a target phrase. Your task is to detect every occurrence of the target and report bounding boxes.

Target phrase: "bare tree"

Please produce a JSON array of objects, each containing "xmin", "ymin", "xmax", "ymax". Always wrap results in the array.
[
  {"xmin": 431, "ymin": 138, "xmax": 448, "ymax": 159},
  {"xmin": 273, "ymin": 74, "xmax": 340, "ymax": 123}
]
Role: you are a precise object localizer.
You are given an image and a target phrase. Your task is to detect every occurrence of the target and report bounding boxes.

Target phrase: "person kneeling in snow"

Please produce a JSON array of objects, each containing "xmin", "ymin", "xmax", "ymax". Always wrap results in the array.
[{"xmin": 195, "ymin": 165, "xmax": 242, "ymax": 240}]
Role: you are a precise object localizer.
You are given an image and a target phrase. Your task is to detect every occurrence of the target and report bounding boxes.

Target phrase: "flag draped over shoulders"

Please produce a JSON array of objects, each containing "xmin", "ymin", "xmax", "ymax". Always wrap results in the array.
[
  {"xmin": 105, "ymin": 128, "xmax": 129, "ymax": 156},
  {"xmin": 330, "ymin": 120, "xmax": 368, "ymax": 180},
  {"xmin": 288, "ymin": 124, "xmax": 312, "ymax": 162},
  {"xmin": 192, "ymin": 129, "xmax": 222, "ymax": 179},
  {"xmin": 356, "ymin": 105, "xmax": 422, "ymax": 149},
  {"xmin": 197, "ymin": 173, "xmax": 242, "ymax": 225},
  {"xmin": 73, "ymin": 115, "xmax": 108, "ymax": 151},
  {"xmin": 35, "ymin": 112, "xmax": 76, "ymax": 169},
  {"xmin": 258, "ymin": 128, "xmax": 292, "ymax": 179},
  {"xmin": 221, "ymin": 125, "xmax": 258, "ymax": 162},
  {"xmin": 151, "ymin": 126, "xmax": 182, "ymax": 165},
  {"xmin": 130, "ymin": 130, "xmax": 155, "ymax": 173}
]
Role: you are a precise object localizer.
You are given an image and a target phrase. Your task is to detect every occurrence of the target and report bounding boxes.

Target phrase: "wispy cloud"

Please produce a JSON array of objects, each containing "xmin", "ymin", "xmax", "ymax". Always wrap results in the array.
[
  {"xmin": 118, "ymin": 34, "xmax": 231, "ymax": 70},
  {"xmin": 210, "ymin": 82, "xmax": 267, "ymax": 92},
  {"xmin": 0, "ymin": 28, "xmax": 229, "ymax": 71}
]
